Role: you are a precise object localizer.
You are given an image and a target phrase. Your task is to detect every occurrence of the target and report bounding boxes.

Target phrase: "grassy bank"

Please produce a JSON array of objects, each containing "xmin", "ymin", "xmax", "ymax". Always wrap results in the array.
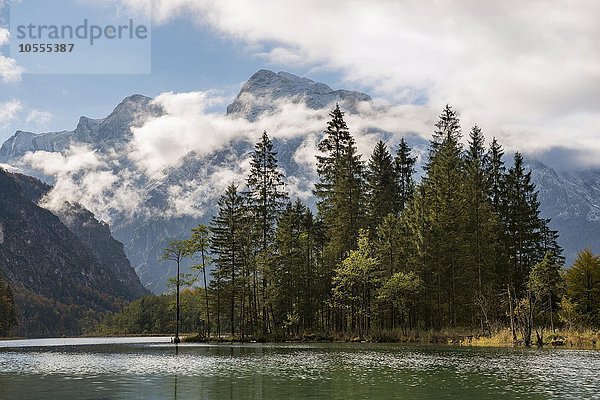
[{"xmin": 180, "ymin": 328, "xmax": 600, "ymax": 349}]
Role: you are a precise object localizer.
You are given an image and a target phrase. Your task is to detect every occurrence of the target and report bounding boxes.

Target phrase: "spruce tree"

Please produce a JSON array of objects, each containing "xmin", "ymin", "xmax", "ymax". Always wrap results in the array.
[
  {"xmin": 315, "ymin": 105, "xmax": 365, "ymax": 261},
  {"xmin": 421, "ymin": 105, "xmax": 469, "ymax": 327},
  {"xmin": 246, "ymin": 131, "xmax": 288, "ymax": 253},
  {"xmin": 394, "ymin": 138, "xmax": 416, "ymax": 212},
  {"xmin": 315, "ymin": 105, "xmax": 353, "ymax": 217},
  {"xmin": 210, "ymin": 183, "xmax": 246, "ymax": 336},
  {"xmin": 486, "ymin": 137, "xmax": 506, "ymax": 213},
  {"xmin": 463, "ymin": 126, "xmax": 500, "ymax": 330},
  {"xmin": 246, "ymin": 131, "xmax": 288, "ymax": 335},
  {"xmin": 366, "ymin": 141, "xmax": 398, "ymax": 234},
  {"xmin": 427, "ymin": 104, "xmax": 462, "ymax": 163},
  {"xmin": 272, "ymin": 199, "xmax": 319, "ymax": 334},
  {"xmin": 501, "ymin": 152, "xmax": 545, "ymax": 294}
]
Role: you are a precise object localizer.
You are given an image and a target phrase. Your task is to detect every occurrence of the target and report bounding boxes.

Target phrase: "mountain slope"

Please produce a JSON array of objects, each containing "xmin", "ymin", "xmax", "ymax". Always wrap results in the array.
[
  {"xmin": 1, "ymin": 69, "xmax": 598, "ymax": 293},
  {"xmin": 0, "ymin": 94, "xmax": 160, "ymax": 162},
  {"xmin": 528, "ymin": 160, "xmax": 600, "ymax": 264},
  {"xmin": 0, "ymin": 169, "xmax": 147, "ymax": 337},
  {"xmin": 227, "ymin": 70, "xmax": 372, "ymax": 120}
]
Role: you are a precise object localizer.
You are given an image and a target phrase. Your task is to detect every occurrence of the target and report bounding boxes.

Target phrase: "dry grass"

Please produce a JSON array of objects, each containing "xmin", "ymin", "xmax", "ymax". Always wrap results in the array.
[{"xmin": 467, "ymin": 328, "xmax": 600, "ymax": 349}]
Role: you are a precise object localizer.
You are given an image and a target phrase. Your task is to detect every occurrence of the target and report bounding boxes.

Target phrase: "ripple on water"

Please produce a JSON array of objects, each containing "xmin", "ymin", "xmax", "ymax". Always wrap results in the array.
[{"xmin": 0, "ymin": 341, "xmax": 599, "ymax": 399}]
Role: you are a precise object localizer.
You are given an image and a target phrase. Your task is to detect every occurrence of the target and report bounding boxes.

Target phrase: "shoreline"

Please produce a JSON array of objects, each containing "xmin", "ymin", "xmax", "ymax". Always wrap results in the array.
[
  {"xmin": 179, "ymin": 328, "xmax": 600, "ymax": 350},
  {"xmin": 3, "ymin": 329, "xmax": 598, "ymax": 350}
]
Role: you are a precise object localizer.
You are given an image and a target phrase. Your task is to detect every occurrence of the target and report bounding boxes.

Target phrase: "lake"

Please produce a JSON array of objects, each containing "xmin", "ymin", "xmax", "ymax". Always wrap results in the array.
[{"xmin": 0, "ymin": 338, "xmax": 598, "ymax": 399}]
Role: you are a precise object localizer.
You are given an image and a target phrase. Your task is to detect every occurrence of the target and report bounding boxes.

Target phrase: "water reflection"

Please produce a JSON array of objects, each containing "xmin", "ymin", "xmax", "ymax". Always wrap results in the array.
[
  {"xmin": 174, "ymin": 375, "xmax": 178, "ymax": 400},
  {"xmin": 0, "ymin": 340, "xmax": 598, "ymax": 399}
]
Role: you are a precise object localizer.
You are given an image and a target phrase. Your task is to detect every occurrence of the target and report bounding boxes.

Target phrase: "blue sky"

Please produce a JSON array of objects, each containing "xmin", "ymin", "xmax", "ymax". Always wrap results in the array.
[
  {"xmin": 0, "ymin": 1, "xmax": 345, "ymax": 141},
  {"xmin": 1, "ymin": 0, "xmax": 600, "ymax": 170}
]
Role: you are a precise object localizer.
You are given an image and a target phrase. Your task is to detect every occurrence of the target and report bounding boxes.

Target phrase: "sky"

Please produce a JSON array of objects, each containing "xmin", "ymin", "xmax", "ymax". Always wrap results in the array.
[{"xmin": 1, "ymin": 0, "xmax": 600, "ymax": 171}]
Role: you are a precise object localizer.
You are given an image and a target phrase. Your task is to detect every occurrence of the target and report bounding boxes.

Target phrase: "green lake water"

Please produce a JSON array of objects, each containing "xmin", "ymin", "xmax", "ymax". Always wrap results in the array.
[{"xmin": 0, "ymin": 338, "xmax": 598, "ymax": 399}]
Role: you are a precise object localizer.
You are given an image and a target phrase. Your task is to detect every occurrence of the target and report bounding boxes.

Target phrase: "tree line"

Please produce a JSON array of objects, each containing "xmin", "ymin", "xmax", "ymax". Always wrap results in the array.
[
  {"xmin": 103, "ymin": 104, "xmax": 600, "ymax": 345},
  {"xmin": 0, "ymin": 275, "xmax": 17, "ymax": 337}
]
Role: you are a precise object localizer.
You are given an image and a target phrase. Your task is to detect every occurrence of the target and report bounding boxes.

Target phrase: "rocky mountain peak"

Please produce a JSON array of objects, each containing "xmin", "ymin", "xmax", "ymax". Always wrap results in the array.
[
  {"xmin": 226, "ymin": 69, "xmax": 372, "ymax": 121},
  {"xmin": 0, "ymin": 94, "xmax": 160, "ymax": 163}
]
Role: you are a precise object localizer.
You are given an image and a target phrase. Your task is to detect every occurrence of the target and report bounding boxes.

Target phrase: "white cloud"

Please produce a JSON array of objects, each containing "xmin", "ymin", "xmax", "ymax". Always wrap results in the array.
[
  {"xmin": 0, "ymin": 99, "xmax": 22, "ymax": 124},
  {"xmin": 19, "ymin": 145, "xmax": 146, "ymax": 222},
  {"xmin": 0, "ymin": 54, "xmax": 23, "ymax": 83},
  {"xmin": 26, "ymin": 110, "xmax": 53, "ymax": 128},
  {"xmin": 128, "ymin": 91, "xmax": 330, "ymax": 176},
  {"xmin": 113, "ymin": 0, "xmax": 600, "ymax": 166},
  {"xmin": 0, "ymin": 25, "xmax": 24, "ymax": 83},
  {"xmin": 0, "ymin": 163, "xmax": 18, "ymax": 173},
  {"xmin": 0, "ymin": 28, "xmax": 9, "ymax": 45}
]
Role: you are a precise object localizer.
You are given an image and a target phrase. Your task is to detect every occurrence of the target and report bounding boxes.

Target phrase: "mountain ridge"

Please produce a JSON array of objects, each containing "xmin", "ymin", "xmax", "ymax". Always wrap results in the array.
[
  {"xmin": 0, "ymin": 168, "xmax": 148, "ymax": 336},
  {"xmin": 1, "ymin": 69, "xmax": 598, "ymax": 292}
]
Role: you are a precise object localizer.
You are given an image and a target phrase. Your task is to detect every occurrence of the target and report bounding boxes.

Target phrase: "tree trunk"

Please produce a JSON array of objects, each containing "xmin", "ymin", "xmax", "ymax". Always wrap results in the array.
[
  {"xmin": 175, "ymin": 260, "xmax": 181, "ymax": 344},
  {"xmin": 549, "ymin": 293, "xmax": 554, "ymax": 333},
  {"xmin": 202, "ymin": 251, "xmax": 210, "ymax": 338},
  {"xmin": 508, "ymin": 284, "xmax": 516, "ymax": 343}
]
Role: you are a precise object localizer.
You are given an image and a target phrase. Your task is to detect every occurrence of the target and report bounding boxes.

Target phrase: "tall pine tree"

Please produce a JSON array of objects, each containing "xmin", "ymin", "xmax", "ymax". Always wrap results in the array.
[
  {"xmin": 246, "ymin": 131, "xmax": 288, "ymax": 335},
  {"xmin": 422, "ymin": 105, "xmax": 469, "ymax": 327},
  {"xmin": 315, "ymin": 105, "xmax": 365, "ymax": 262},
  {"xmin": 464, "ymin": 125, "xmax": 502, "ymax": 330},
  {"xmin": 366, "ymin": 141, "xmax": 398, "ymax": 234},
  {"xmin": 394, "ymin": 138, "xmax": 416, "ymax": 212},
  {"xmin": 210, "ymin": 183, "xmax": 247, "ymax": 336},
  {"xmin": 501, "ymin": 152, "xmax": 545, "ymax": 294}
]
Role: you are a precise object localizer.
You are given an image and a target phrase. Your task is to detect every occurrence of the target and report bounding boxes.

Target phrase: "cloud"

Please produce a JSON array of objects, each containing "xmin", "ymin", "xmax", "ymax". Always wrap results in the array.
[
  {"xmin": 26, "ymin": 110, "xmax": 53, "ymax": 128},
  {"xmin": 0, "ymin": 99, "xmax": 22, "ymax": 124},
  {"xmin": 0, "ymin": 54, "xmax": 23, "ymax": 83},
  {"xmin": 18, "ymin": 84, "xmax": 433, "ymax": 222},
  {"xmin": 124, "ymin": 89, "xmax": 437, "ymax": 217},
  {"xmin": 0, "ymin": 27, "xmax": 24, "ymax": 83},
  {"xmin": 0, "ymin": 28, "xmax": 9, "ymax": 45},
  {"xmin": 19, "ymin": 145, "xmax": 146, "ymax": 223},
  {"xmin": 0, "ymin": 163, "xmax": 18, "ymax": 173},
  {"xmin": 114, "ymin": 0, "xmax": 600, "ymax": 167},
  {"xmin": 128, "ymin": 91, "xmax": 330, "ymax": 176}
]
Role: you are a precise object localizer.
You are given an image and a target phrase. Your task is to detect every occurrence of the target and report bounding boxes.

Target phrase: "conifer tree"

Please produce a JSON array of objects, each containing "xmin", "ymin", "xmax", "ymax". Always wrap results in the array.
[
  {"xmin": 501, "ymin": 152, "xmax": 548, "ymax": 294},
  {"xmin": 315, "ymin": 105, "xmax": 365, "ymax": 261},
  {"xmin": 486, "ymin": 138, "xmax": 506, "ymax": 213},
  {"xmin": 421, "ymin": 105, "xmax": 468, "ymax": 327},
  {"xmin": 160, "ymin": 239, "xmax": 189, "ymax": 343},
  {"xmin": 464, "ymin": 128, "xmax": 500, "ymax": 282},
  {"xmin": 315, "ymin": 105, "xmax": 353, "ymax": 216},
  {"xmin": 530, "ymin": 253, "xmax": 562, "ymax": 332},
  {"xmin": 246, "ymin": 131, "xmax": 288, "ymax": 334},
  {"xmin": 210, "ymin": 183, "xmax": 246, "ymax": 336},
  {"xmin": 427, "ymin": 104, "xmax": 462, "ymax": 162},
  {"xmin": 272, "ymin": 199, "xmax": 319, "ymax": 334},
  {"xmin": 366, "ymin": 141, "xmax": 398, "ymax": 234},
  {"xmin": 246, "ymin": 131, "xmax": 288, "ymax": 253},
  {"xmin": 394, "ymin": 138, "xmax": 416, "ymax": 212}
]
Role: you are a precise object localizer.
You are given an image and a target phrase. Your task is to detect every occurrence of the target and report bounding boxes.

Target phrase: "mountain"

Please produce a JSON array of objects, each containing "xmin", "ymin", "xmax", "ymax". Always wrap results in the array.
[
  {"xmin": 227, "ymin": 69, "xmax": 372, "ymax": 120},
  {"xmin": 527, "ymin": 160, "xmax": 600, "ymax": 264},
  {"xmin": 1, "ymin": 69, "xmax": 598, "ymax": 293},
  {"xmin": 0, "ymin": 169, "xmax": 147, "ymax": 337},
  {"xmin": 0, "ymin": 94, "xmax": 161, "ymax": 162},
  {"xmin": 11, "ymin": 172, "xmax": 148, "ymax": 299}
]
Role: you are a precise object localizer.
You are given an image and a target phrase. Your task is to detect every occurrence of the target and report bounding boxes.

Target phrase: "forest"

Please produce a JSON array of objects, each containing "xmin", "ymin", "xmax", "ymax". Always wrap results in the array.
[
  {"xmin": 0, "ymin": 275, "xmax": 17, "ymax": 337},
  {"xmin": 95, "ymin": 105, "xmax": 600, "ymax": 346}
]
